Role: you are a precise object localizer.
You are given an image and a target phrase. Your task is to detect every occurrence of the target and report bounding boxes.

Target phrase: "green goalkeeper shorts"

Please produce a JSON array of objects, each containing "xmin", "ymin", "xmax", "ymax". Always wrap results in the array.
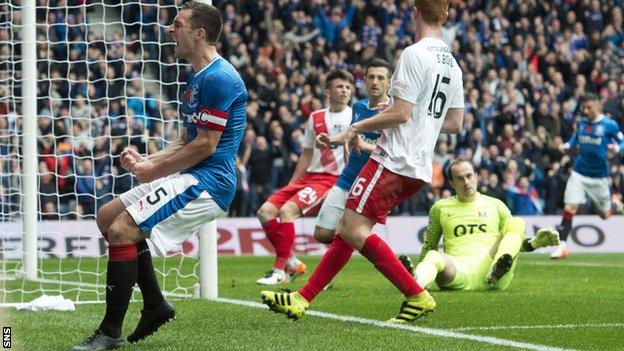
[{"xmin": 440, "ymin": 254, "xmax": 517, "ymax": 291}]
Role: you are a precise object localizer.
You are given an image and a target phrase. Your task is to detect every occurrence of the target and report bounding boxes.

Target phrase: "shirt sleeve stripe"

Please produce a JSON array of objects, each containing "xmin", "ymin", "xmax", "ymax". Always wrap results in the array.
[
  {"xmin": 199, "ymin": 107, "xmax": 229, "ymax": 119},
  {"xmin": 195, "ymin": 108, "xmax": 228, "ymax": 131}
]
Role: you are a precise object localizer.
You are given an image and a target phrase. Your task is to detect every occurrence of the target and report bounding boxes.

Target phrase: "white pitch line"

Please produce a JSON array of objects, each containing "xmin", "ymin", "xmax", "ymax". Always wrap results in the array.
[
  {"xmin": 30, "ymin": 277, "xmax": 193, "ymax": 298},
  {"xmin": 216, "ymin": 297, "xmax": 575, "ymax": 351},
  {"xmin": 452, "ymin": 323, "xmax": 624, "ymax": 331},
  {"xmin": 0, "ymin": 277, "xmax": 193, "ymax": 308},
  {"xmin": 525, "ymin": 261, "xmax": 622, "ymax": 268}
]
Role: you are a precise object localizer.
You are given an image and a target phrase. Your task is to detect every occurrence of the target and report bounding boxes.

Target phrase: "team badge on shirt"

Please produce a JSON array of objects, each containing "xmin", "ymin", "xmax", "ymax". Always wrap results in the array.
[{"xmin": 478, "ymin": 209, "xmax": 487, "ymax": 218}]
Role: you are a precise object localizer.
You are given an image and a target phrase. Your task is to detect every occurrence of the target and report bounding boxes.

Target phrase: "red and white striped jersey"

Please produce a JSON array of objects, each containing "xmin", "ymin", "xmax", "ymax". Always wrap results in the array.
[{"xmin": 301, "ymin": 107, "xmax": 352, "ymax": 175}]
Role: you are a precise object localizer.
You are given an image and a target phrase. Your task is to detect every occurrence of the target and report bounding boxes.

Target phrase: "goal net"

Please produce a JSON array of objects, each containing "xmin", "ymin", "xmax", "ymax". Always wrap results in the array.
[{"xmin": 0, "ymin": 0, "xmax": 216, "ymax": 305}]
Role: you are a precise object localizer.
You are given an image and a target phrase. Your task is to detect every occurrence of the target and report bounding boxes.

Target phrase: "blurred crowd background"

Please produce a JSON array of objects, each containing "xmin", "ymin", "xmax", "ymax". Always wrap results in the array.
[{"xmin": 1, "ymin": 0, "xmax": 623, "ymax": 220}]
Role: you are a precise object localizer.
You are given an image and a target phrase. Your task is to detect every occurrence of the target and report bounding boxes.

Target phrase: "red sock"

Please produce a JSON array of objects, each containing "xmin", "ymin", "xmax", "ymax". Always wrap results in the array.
[
  {"xmin": 273, "ymin": 222, "xmax": 295, "ymax": 270},
  {"xmin": 262, "ymin": 218, "xmax": 280, "ymax": 247},
  {"xmin": 108, "ymin": 243, "xmax": 138, "ymax": 261},
  {"xmin": 299, "ymin": 235, "xmax": 353, "ymax": 302},
  {"xmin": 359, "ymin": 234, "xmax": 423, "ymax": 297},
  {"xmin": 563, "ymin": 210, "xmax": 574, "ymax": 221}
]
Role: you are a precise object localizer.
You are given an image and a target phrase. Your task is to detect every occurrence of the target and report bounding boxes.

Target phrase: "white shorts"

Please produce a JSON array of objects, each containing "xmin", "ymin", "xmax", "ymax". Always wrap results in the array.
[
  {"xmin": 564, "ymin": 171, "xmax": 611, "ymax": 213},
  {"xmin": 119, "ymin": 173, "xmax": 224, "ymax": 256},
  {"xmin": 315, "ymin": 186, "xmax": 348, "ymax": 231}
]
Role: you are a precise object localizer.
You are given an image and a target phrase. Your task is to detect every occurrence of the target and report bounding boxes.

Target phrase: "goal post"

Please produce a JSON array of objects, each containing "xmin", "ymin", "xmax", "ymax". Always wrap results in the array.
[
  {"xmin": 199, "ymin": 220, "xmax": 217, "ymax": 300},
  {"xmin": 20, "ymin": 0, "xmax": 38, "ymax": 282}
]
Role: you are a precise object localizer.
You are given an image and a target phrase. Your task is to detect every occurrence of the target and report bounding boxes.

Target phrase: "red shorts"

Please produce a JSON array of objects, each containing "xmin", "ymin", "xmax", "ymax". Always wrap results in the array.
[
  {"xmin": 345, "ymin": 159, "xmax": 425, "ymax": 224},
  {"xmin": 267, "ymin": 172, "xmax": 338, "ymax": 214}
]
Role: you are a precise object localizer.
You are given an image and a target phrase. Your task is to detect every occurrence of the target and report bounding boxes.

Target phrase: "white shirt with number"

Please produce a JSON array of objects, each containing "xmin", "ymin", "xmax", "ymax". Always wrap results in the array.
[
  {"xmin": 371, "ymin": 37, "xmax": 464, "ymax": 182},
  {"xmin": 302, "ymin": 107, "xmax": 353, "ymax": 175}
]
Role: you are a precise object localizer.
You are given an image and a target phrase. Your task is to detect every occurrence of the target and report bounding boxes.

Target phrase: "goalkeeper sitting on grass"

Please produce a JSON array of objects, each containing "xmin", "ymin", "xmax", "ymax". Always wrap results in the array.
[{"xmin": 400, "ymin": 159, "xmax": 559, "ymax": 291}]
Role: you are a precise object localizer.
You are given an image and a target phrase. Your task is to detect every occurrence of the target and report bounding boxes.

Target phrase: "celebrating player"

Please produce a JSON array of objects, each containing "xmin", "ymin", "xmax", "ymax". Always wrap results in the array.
[
  {"xmin": 261, "ymin": 0, "xmax": 465, "ymax": 323},
  {"xmin": 313, "ymin": 58, "xmax": 392, "ymax": 244},
  {"xmin": 71, "ymin": 3, "xmax": 247, "ymax": 349},
  {"xmin": 551, "ymin": 93, "xmax": 624, "ymax": 259},
  {"xmin": 398, "ymin": 160, "xmax": 559, "ymax": 291},
  {"xmin": 255, "ymin": 70, "xmax": 353, "ymax": 285}
]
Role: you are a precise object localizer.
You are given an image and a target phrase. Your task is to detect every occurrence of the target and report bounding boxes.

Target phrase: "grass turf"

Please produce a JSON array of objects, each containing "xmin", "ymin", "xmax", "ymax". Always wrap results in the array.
[{"xmin": 2, "ymin": 253, "xmax": 623, "ymax": 350}]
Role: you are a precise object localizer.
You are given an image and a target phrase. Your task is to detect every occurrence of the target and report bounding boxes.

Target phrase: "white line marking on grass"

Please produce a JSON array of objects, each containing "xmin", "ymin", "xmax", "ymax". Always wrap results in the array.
[
  {"xmin": 525, "ymin": 261, "xmax": 622, "ymax": 268},
  {"xmin": 30, "ymin": 277, "xmax": 193, "ymax": 298},
  {"xmin": 452, "ymin": 323, "xmax": 624, "ymax": 331},
  {"xmin": 216, "ymin": 297, "xmax": 575, "ymax": 351},
  {"xmin": 0, "ymin": 278, "xmax": 193, "ymax": 308}
]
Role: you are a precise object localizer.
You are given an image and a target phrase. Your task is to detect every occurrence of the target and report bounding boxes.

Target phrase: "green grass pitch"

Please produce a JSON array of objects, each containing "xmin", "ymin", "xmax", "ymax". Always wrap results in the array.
[{"xmin": 2, "ymin": 253, "xmax": 623, "ymax": 350}]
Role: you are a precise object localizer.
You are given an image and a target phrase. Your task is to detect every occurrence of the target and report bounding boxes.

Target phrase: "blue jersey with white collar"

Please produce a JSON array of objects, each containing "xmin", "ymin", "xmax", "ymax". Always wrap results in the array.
[
  {"xmin": 180, "ymin": 57, "xmax": 248, "ymax": 210},
  {"xmin": 567, "ymin": 115, "xmax": 624, "ymax": 178},
  {"xmin": 335, "ymin": 99, "xmax": 383, "ymax": 190}
]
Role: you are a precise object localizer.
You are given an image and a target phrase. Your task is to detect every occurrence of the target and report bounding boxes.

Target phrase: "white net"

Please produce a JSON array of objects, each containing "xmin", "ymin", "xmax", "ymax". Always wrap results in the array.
[{"xmin": 0, "ymin": 0, "xmax": 202, "ymax": 304}]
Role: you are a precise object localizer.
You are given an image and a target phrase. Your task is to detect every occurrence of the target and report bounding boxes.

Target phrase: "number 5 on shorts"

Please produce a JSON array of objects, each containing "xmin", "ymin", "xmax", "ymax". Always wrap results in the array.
[{"xmin": 147, "ymin": 187, "xmax": 168, "ymax": 205}]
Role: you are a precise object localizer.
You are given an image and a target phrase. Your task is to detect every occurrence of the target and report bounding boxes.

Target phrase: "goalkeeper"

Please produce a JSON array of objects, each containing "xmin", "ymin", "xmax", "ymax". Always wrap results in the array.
[{"xmin": 400, "ymin": 160, "xmax": 559, "ymax": 291}]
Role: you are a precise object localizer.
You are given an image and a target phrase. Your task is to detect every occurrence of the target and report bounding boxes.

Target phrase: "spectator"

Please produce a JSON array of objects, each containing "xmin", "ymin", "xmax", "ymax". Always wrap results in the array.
[
  {"xmin": 482, "ymin": 172, "xmax": 507, "ymax": 205},
  {"xmin": 39, "ymin": 162, "xmax": 57, "ymax": 217},
  {"xmin": 246, "ymin": 136, "xmax": 273, "ymax": 214},
  {"xmin": 312, "ymin": 0, "xmax": 356, "ymax": 47},
  {"xmin": 75, "ymin": 158, "xmax": 96, "ymax": 217},
  {"xmin": 506, "ymin": 177, "xmax": 542, "ymax": 215}
]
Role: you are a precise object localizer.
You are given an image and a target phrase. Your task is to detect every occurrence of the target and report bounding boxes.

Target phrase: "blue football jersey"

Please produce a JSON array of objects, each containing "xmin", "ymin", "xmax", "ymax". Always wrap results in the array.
[
  {"xmin": 180, "ymin": 57, "xmax": 248, "ymax": 210},
  {"xmin": 335, "ymin": 99, "xmax": 383, "ymax": 190},
  {"xmin": 567, "ymin": 115, "xmax": 624, "ymax": 178}
]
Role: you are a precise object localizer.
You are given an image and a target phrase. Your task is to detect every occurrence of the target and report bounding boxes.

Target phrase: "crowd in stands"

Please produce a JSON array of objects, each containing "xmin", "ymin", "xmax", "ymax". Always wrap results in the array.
[{"xmin": 1, "ymin": 0, "xmax": 624, "ymax": 220}]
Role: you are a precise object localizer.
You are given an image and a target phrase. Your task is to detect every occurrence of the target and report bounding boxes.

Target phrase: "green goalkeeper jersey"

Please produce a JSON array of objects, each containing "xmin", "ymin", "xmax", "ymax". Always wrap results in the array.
[{"xmin": 418, "ymin": 192, "xmax": 512, "ymax": 262}]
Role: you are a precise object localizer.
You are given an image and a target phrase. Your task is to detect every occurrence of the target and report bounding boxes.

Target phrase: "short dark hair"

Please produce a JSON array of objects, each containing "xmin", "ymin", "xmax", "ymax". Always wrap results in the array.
[
  {"xmin": 325, "ymin": 69, "xmax": 354, "ymax": 89},
  {"xmin": 583, "ymin": 93, "xmax": 600, "ymax": 103},
  {"xmin": 365, "ymin": 58, "xmax": 393, "ymax": 78},
  {"xmin": 182, "ymin": 1, "xmax": 223, "ymax": 44},
  {"xmin": 448, "ymin": 159, "xmax": 475, "ymax": 181}
]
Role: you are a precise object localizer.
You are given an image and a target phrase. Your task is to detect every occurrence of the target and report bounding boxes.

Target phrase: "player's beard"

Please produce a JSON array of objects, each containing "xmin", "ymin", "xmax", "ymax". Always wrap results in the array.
[
  {"xmin": 332, "ymin": 96, "xmax": 349, "ymax": 106},
  {"xmin": 173, "ymin": 39, "xmax": 189, "ymax": 60},
  {"xmin": 174, "ymin": 44, "xmax": 183, "ymax": 59}
]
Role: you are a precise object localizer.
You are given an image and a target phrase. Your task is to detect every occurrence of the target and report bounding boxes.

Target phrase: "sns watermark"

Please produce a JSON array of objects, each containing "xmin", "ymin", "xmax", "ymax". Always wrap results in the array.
[{"xmin": 2, "ymin": 327, "xmax": 10, "ymax": 349}]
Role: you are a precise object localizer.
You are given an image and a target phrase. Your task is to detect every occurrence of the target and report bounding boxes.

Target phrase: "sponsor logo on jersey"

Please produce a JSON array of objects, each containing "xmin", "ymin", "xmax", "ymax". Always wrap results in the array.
[
  {"xmin": 453, "ymin": 224, "xmax": 487, "ymax": 237},
  {"xmin": 579, "ymin": 135, "xmax": 602, "ymax": 145},
  {"xmin": 183, "ymin": 111, "xmax": 210, "ymax": 124}
]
